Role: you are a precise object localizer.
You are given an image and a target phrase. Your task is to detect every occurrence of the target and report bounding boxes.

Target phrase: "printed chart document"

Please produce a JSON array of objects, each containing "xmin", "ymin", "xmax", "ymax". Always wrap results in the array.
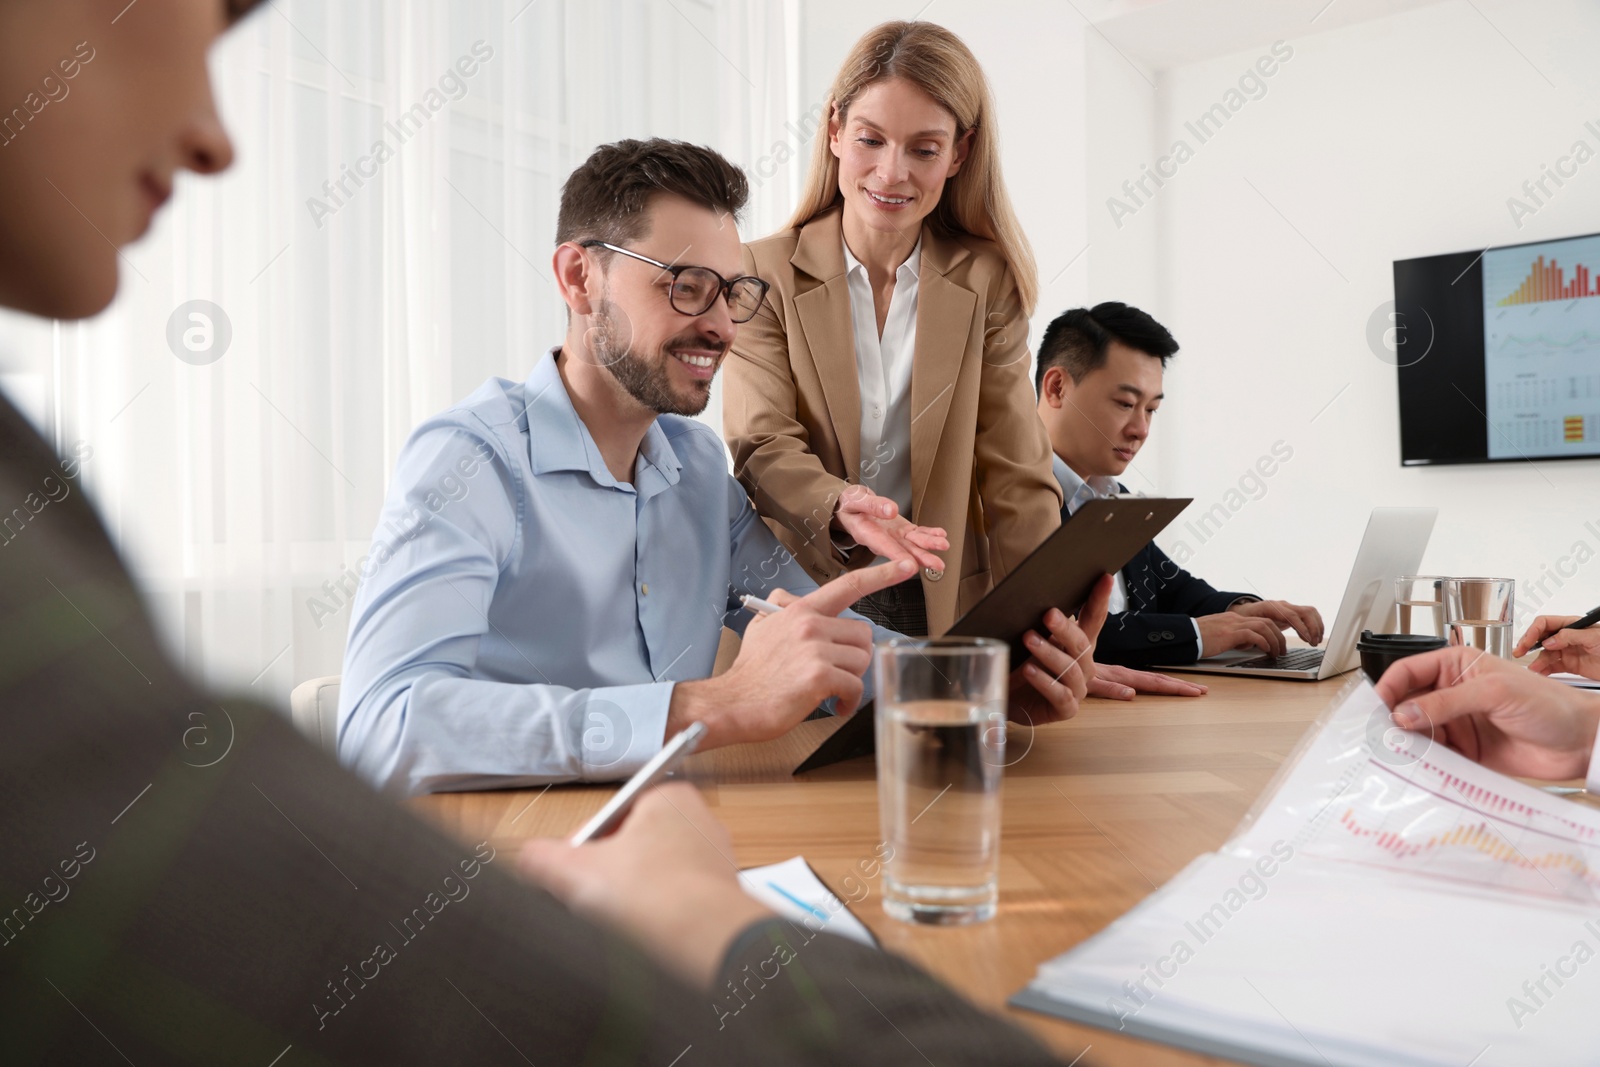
[
  {"xmin": 739, "ymin": 856, "xmax": 877, "ymax": 947},
  {"xmin": 1012, "ymin": 678, "xmax": 1600, "ymax": 1067}
]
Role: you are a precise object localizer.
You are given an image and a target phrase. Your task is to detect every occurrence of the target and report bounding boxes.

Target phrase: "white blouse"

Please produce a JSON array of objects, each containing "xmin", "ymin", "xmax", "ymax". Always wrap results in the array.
[{"xmin": 842, "ymin": 234, "xmax": 920, "ymax": 529}]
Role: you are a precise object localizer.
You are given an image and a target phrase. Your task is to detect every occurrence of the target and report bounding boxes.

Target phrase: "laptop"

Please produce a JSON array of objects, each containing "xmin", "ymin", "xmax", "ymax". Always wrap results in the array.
[{"xmin": 1152, "ymin": 506, "xmax": 1437, "ymax": 681}]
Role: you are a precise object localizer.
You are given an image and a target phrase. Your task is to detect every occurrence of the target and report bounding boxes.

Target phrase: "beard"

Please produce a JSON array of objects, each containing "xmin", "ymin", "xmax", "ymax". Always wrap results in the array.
[{"xmin": 591, "ymin": 297, "xmax": 722, "ymax": 417}]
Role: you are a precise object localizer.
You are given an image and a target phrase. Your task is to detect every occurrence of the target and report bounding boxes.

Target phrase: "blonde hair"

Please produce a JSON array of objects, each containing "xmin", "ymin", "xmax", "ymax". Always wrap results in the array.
[{"xmin": 786, "ymin": 21, "xmax": 1038, "ymax": 315}]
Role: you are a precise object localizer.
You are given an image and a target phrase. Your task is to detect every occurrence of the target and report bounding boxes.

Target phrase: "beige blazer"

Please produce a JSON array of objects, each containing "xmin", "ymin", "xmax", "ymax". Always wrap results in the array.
[{"xmin": 723, "ymin": 208, "xmax": 1063, "ymax": 636}]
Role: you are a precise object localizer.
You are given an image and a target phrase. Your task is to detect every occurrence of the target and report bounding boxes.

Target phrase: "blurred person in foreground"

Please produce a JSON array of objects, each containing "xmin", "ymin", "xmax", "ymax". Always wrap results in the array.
[{"xmin": 0, "ymin": 1, "xmax": 1086, "ymax": 1063}]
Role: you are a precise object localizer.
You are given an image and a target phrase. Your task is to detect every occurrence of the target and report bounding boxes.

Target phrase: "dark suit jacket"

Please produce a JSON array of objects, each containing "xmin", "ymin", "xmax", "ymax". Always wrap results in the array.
[
  {"xmin": 1064, "ymin": 490, "xmax": 1251, "ymax": 668},
  {"xmin": 0, "ymin": 392, "xmax": 1061, "ymax": 1066}
]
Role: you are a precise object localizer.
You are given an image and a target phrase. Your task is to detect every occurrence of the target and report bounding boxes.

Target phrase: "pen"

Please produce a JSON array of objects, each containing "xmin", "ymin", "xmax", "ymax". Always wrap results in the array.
[
  {"xmin": 568, "ymin": 721, "xmax": 707, "ymax": 845},
  {"xmin": 1531, "ymin": 604, "xmax": 1600, "ymax": 652},
  {"xmin": 740, "ymin": 594, "xmax": 781, "ymax": 616}
]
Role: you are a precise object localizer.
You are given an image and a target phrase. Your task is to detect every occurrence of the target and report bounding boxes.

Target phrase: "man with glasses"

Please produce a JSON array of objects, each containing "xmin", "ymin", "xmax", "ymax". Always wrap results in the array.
[
  {"xmin": 340, "ymin": 141, "xmax": 972, "ymax": 792},
  {"xmin": 338, "ymin": 138, "xmax": 883, "ymax": 792}
]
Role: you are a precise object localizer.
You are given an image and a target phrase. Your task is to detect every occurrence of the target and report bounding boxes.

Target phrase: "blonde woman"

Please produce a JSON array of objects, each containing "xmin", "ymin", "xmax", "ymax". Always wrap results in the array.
[{"xmin": 724, "ymin": 20, "xmax": 1061, "ymax": 640}]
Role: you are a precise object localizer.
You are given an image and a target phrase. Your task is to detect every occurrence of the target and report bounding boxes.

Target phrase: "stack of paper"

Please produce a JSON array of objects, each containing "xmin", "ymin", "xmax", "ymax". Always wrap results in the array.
[{"xmin": 1013, "ymin": 679, "xmax": 1600, "ymax": 1067}]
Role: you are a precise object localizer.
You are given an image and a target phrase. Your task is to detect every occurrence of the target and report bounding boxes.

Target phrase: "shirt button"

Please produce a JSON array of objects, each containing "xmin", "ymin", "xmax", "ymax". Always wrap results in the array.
[
  {"xmin": 923, "ymin": 567, "xmax": 942, "ymax": 582},
  {"xmin": 872, "ymin": 405, "xmax": 883, "ymax": 419},
  {"xmin": 641, "ymin": 583, "xmax": 649, "ymax": 596}
]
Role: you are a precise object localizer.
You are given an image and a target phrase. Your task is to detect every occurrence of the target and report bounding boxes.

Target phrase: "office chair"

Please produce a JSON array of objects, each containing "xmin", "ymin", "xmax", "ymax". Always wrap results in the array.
[{"xmin": 289, "ymin": 674, "xmax": 341, "ymax": 756}]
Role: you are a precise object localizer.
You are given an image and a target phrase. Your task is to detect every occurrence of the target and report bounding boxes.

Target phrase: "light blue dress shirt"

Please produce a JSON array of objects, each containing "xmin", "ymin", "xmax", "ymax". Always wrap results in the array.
[{"xmin": 338, "ymin": 348, "xmax": 888, "ymax": 795}]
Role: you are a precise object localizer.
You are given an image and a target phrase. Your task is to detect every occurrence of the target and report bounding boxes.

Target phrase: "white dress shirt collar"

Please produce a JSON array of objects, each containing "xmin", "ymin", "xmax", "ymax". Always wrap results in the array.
[
  {"xmin": 1051, "ymin": 453, "xmax": 1121, "ymax": 516},
  {"xmin": 842, "ymin": 234, "xmax": 922, "ymax": 283}
]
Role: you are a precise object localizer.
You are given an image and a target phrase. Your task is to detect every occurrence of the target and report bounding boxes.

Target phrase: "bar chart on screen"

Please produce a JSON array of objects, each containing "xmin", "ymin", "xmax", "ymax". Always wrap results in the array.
[
  {"xmin": 1492, "ymin": 253, "xmax": 1600, "ymax": 306},
  {"xmin": 1483, "ymin": 236, "xmax": 1600, "ymax": 459}
]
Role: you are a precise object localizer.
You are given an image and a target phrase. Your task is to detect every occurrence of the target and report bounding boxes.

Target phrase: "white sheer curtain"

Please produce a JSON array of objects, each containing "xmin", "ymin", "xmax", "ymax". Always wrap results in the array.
[{"xmin": 0, "ymin": 0, "xmax": 801, "ymax": 709}]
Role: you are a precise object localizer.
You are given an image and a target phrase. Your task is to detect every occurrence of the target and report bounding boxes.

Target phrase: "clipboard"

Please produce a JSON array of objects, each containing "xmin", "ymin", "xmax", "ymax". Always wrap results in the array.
[{"xmin": 793, "ymin": 496, "xmax": 1192, "ymax": 774}]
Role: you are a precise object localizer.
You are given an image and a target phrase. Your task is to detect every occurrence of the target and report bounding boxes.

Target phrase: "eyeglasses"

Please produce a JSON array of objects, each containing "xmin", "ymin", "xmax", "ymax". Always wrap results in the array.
[{"xmin": 580, "ymin": 240, "xmax": 770, "ymax": 324}]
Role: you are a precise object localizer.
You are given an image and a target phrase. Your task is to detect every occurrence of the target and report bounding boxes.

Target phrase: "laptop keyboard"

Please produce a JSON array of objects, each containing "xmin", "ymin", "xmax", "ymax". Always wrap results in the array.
[{"xmin": 1233, "ymin": 648, "xmax": 1325, "ymax": 672}]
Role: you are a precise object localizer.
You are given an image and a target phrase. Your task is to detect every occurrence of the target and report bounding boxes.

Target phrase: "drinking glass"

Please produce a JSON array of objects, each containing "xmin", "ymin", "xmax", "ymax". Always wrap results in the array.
[
  {"xmin": 874, "ymin": 637, "xmax": 1008, "ymax": 925},
  {"xmin": 1443, "ymin": 578, "xmax": 1515, "ymax": 658},
  {"xmin": 1393, "ymin": 575, "xmax": 1447, "ymax": 638}
]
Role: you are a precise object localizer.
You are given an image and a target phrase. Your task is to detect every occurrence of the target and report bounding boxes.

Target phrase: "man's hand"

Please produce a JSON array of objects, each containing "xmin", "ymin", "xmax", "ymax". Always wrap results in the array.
[
  {"xmin": 1197, "ymin": 612, "xmax": 1288, "ymax": 658},
  {"xmin": 1375, "ymin": 646, "xmax": 1600, "ymax": 781},
  {"xmin": 1229, "ymin": 599, "xmax": 1324, "ymax": 646},
  {"xmin": 1516, "ymin": 615, "xmax": 1600, "ymax": 680},
  {"xmin": 669, "ymin": 558, "xmax": 915, "ymax": 748},
  {"xmin": 833, "ymin": 484, "xmax": 950, "ymax": 572},
  {"xmin": 1087, "ymin": 663, "xmax": 1208, "ymax": 700},
  {"xmin": 520, "ymin": 783, "xmax": 772, "ymax": 990},
  {"xmin": 1006, "ymin": 575, "xmax": 1113, "ymax": 725}
]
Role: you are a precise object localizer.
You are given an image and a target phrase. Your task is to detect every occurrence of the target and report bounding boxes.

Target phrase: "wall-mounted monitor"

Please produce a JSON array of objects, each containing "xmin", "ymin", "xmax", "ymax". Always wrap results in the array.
[{"xmin": 1393, "ymin": 230, "xmax": 1600, "ymax": 466}]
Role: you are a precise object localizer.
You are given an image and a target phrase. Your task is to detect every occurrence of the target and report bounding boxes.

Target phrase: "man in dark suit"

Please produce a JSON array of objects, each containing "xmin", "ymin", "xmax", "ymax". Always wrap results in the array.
[{"xmin": 1034, "ymin": 302, "xmax": 1323, "ymax": 670}]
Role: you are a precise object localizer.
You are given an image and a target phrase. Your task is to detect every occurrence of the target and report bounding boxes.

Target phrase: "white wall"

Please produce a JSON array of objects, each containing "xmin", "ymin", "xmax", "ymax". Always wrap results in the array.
[{"xmin": 1086, "ymin": 0, "xmax": 1600, "ymax": 632}]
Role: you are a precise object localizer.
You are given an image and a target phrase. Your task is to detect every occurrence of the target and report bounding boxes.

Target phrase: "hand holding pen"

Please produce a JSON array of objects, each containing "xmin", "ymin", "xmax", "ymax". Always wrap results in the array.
[
  {"xmin": 661, "ymin": 559, "xmax": 917, "ymax": 750},
  {"xmin": 1517, "ymin": 607, "xmax": 1600, "ymax": 680}
]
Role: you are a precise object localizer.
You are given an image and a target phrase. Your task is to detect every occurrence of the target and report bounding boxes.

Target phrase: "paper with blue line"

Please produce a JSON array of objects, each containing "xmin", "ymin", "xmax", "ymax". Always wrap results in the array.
[{"xmin": 738, "ymin": 856, "xmax": 876, "ymax": 947}]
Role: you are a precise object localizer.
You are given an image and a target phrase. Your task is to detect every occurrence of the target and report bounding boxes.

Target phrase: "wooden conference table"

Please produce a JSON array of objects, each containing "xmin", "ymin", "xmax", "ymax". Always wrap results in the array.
[{"xmin": 411, "ymin": 671, "xmax": 1350, "ymax": 1066}]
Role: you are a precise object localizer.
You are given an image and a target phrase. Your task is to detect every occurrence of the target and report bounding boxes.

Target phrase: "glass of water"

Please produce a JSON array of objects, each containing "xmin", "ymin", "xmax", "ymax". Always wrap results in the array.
[
  {"xmin": 1394, "ymin": 575, "xmax": 1447, "ymax": 637},
  {"xmin": 874, "ymin": 637, "xmax": 1007, "ymax": 925},
  {"xmin": 1443, "ymin": 578, "xmax": 1515, "ymax": 658}
]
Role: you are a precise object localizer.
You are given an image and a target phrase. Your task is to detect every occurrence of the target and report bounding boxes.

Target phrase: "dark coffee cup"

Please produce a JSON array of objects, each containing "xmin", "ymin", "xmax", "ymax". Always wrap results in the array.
[{"xmin": 1357, "ymin": 629, "xmax": 1447, "ymax": 684}]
